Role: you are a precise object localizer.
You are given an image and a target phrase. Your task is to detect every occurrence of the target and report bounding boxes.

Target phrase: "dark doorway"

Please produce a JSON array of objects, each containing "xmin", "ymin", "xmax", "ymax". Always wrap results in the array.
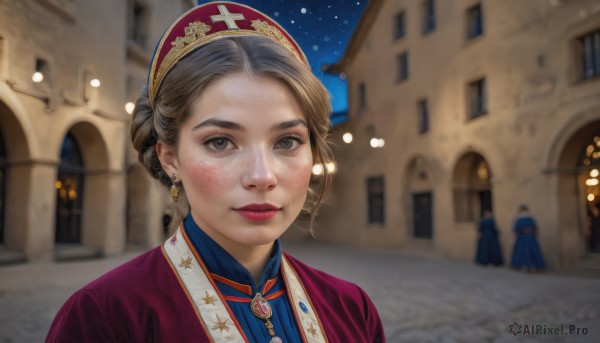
[
  {"xmin": 0, "ymin": 129, "xmax": 5, "ymax": 244},
  {"xmin": 55, "ymin": 133, "xmax": 84, "ymax": 244},
  {"xmin": 478, "ymin": 190, "xmax": 492, "ymax": 216},
  {"xmin": 413, "ymin": 192, "xmax": 433, "ymax": 239}
]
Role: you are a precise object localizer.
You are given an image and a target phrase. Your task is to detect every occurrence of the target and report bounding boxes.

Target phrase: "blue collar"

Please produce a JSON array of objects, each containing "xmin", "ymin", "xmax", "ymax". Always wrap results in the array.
[{"xmin": 183, "ymin": 214, "xmax": 282, "ymax": 294}]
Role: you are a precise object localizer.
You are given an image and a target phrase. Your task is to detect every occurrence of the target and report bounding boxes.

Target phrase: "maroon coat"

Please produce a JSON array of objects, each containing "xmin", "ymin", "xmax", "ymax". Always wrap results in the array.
[{"xmin": 46, "ymin": 246, "xmax": 385, "ymax": 342}]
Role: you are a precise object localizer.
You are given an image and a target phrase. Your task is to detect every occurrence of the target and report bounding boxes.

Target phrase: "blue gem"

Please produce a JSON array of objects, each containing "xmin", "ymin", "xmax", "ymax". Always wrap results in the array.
[{"xmin": 299, "ymin": 301, "xmax": 309, "ymax": 313}]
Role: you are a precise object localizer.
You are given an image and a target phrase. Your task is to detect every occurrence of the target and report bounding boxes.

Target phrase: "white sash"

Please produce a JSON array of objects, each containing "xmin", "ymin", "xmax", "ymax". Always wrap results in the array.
[{"xmin": 162, "ymin": 227, "xmax": 328, "ymax": 343}]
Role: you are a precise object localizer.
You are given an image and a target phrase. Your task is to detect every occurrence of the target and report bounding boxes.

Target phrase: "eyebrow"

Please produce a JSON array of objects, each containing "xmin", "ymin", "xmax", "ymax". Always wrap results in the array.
[
  {"xmin": 192, "ymin": 118, "xmax": 307, "ymax": 132},
  {"xmin": 193, "ymin": 118, "xmax": 244, "ymax": 131},
  {"xmin": 272, "ymin": 119, "xmax": 308, "ymax": 132}
]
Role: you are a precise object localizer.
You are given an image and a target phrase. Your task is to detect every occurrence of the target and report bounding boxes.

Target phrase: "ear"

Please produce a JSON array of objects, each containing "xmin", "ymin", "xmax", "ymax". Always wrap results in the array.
[{"xmin": 156, "ymin": 139, "xmax": 179, "ymax": 178}]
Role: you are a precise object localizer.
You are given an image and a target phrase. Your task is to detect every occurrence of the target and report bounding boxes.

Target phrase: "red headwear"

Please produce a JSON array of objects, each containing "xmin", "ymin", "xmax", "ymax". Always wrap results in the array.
[{"xmin": 148, "ymin": 1, "xmax": 309, "ymax": 108}]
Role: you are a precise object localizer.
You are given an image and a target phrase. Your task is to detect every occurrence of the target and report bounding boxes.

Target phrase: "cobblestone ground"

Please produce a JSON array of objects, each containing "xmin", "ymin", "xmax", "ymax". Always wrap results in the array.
[{"xmin": 1, "ymin": 241, "xmax": 599, "ymax": 343}]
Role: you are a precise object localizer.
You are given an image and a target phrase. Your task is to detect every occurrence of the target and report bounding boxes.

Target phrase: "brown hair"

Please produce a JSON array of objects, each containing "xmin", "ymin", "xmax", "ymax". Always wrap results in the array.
[{"xmin": 130, "ymin": 36, "xmax": 334, "ymax": 232}]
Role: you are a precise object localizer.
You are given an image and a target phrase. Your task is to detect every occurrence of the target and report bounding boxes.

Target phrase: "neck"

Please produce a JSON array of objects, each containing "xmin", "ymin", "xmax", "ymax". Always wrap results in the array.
[
  {"xmin": 188, "ymin": 213, "xmax": 277, "ymax": 285},
  {"xmin": 226, "ymin": 243, "xmax": 274, "ymax": 285}
]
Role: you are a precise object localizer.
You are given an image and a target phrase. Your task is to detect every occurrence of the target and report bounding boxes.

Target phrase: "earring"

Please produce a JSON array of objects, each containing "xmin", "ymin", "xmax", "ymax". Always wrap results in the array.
[{"xmin": 170, "ymin": 174, "xmax": 180, "ymax": 203}]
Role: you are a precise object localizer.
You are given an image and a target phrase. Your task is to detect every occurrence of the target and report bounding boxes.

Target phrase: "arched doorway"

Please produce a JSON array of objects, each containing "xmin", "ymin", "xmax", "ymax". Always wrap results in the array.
[
  {"xmin": 452, "ymin": 152, "xmax": 492, "ymax": 222},
  {"xmin": 0, "ymin": 99, "xmax": 31, "ymax": 256},
  {"xmin": 406, "ymin": 156, "xmax": 435, "ymax": 239},
  {"xmin": 55, "ymin": 133, "xmax": 84, "ymax": 244},
  {"xmin": 0, "ymin": 129, "xmax": 5, "ymax": 244},
  {"xmin": 578, "ymin": 132, "xmax": 600, "ymax": 253}
]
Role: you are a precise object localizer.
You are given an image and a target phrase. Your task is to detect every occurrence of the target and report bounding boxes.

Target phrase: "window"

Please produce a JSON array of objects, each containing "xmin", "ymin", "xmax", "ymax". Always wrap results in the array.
[
  {"xmin": 129, "ymin": 0, "xmax": 149, "ymax": 47},
  {"xmin": 394, "ymin": 11, "xmax": 406, "ymax": 40},
  {"xmin": 358, "ymin": 82, "xmax": 366, "ymax": 109},
  {"xmin": 397, "ymin": 52, "xmax": 409, "ymax": 82},
  {"xmin": 422, "ymin": 0, "xmax": 436, "ymax": 34},
  {"xmin": 367, "ymin": 176, "xmax": 385, "ymax": 225},
  {"xmin": 453, "ymin": 153, "xmax": 492, "ymax": 222},
  {"xmin": 466, "ymin": 4, "xmax": 483, "ymax": 39},
  {"xmin": 417, "ymin": 99, "xmax": 429, "ymax": 134},
  {"xmin": 578, "ymin": 29, "xmax": 600, "ymax": 80},
  {"xmin": 467, "ymin": 78, "xmax": 487, "ymax": 119}
]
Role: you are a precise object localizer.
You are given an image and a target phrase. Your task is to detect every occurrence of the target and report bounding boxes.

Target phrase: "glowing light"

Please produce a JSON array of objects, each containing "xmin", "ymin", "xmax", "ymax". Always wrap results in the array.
[
  {"xmin": 312, "ymin": 164, "xmax": 324, "ymax": 176},
  {"xmin": 125, "ymin": 102, "xmax": 135, "ymax": 114},
  {"xmin": 32, "ymin": 72, "xmax": 44, "ymax": 83},
  {"xmin": 477, "ymin": 162, "xmax": 490, "ymax": 180},
  {"xmin": 587, "ymin": 145, "xmax": 595, "ymax": 154},
  {"xmin": 370, "ymin": 137, "xmax": 385, "ymax": 148},
  {"xmin": 300, "ymin": 8, "xmax": 307, "ymax": 14},
  {"xmin": 585, "ymin": 178, "xmax": 599, "ymax": 186},
  {"xmin": 342, "ymin": 132, "xmax": 353, "ymax": 143},
  {"xmin": 591, "ymin": 169, "xmax": 599, "ymax": 178},
  {"xmin": 588, "ymin": 194, "xmax": 595, "ymax": 202},
  {"xmin": 90, "ymin": 79, "xmax": 101, "ymax": 88},
  {"xmin": 55, "ymin": 180, "xmax": 62, "ymax": 189},
  {"xmin": 325, "ymin": 162, "xmax": 336, "ymax": 173}
]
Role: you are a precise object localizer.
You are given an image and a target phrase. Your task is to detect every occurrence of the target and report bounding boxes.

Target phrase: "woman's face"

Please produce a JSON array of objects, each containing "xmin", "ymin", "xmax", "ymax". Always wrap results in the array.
[{"xmin": 159, "ymin": 73, "xmax": 313, "ymax": 251}]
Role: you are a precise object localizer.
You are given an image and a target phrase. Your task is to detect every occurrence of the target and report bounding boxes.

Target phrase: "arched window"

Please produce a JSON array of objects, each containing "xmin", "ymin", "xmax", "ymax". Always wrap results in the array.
[
  {"xmin": 55, "ymin": 133, "xmax": 84, "ymax": 244},
  {"xmin": 0, "ymin": 129, "xmax": 6, "ymax": 244},
  {"xmin": 453, "ymin": 153, "xmax": 492, "ymax": 222}
]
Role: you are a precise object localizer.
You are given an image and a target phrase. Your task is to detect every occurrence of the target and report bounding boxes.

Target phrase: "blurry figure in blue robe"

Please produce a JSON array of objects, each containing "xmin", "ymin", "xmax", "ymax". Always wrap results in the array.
[
  {"xmin": 510, "ymin": 204, "xmax": 546, "ymax": 272},
  {"xmin": 475, "ymin": 210, "xmax": 504, "ymax": 266}
]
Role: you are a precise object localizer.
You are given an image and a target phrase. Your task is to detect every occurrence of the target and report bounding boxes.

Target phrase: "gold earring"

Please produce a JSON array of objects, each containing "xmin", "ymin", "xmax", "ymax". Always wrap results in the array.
[{"xmin": 170, "ymin": 174, "xmax": 180, "ymax": 203}]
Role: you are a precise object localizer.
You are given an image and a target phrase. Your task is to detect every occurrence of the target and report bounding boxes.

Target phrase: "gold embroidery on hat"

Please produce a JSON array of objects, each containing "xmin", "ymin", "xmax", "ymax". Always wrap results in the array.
[
  {"xmin": 250, "ymin": 20, "xmax": 299, "ymax": 60},
  {"xmin": 156, "ymin": 21, "xmax": 212, "ymax": 85}
]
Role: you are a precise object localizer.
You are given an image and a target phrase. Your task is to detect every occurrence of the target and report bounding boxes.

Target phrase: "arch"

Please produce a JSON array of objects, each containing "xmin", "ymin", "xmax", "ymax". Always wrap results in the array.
[
  {"xmin": 0, "ymin": 99, "xmax": 32, "ymax": 253},
  {"xmin": 405, "ymin": 155, "xmax": 435, "ymax": 239},
  {"xmin": 554, "ymin": 119, "xmax": 600, "ymax": 264},
  {"xmin": 452, "ymin": 151, "xmax": 493, "ymax": 223},
  {"xmin": 543, "ymin": 106, "xmax": 600, "ymax": 170},
  {"xmin": 55, "ymin": 121, "xmax": 110, "ymax": 251}
]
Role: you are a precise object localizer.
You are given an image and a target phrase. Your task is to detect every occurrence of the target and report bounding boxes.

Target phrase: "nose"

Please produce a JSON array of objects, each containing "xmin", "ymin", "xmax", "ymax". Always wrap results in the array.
[{"xmin": 242, "ymin": 147, "xmax": 277, "ymax": 191}]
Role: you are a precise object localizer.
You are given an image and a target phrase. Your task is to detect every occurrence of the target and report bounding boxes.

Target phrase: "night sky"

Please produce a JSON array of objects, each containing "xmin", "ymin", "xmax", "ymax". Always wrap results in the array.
[{"xmin": 197, "ymin": 0, "xmax": 368, "ymax": 123}]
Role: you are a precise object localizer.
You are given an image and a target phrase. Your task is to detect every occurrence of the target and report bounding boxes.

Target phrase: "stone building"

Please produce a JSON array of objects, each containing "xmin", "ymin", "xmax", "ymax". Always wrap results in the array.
[
  {"xmin": 0, "ymin": 0, "xmax": 194, "ymax": 262},
  {"xmin": 320, "ymin": 0, "xmax": 600, "ymax": 269}
]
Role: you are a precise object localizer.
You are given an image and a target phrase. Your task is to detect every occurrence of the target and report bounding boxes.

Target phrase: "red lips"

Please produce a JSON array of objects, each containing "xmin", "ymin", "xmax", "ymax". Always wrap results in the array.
[{"xmin": 235, "ymin": 203, "xmax": 281, "ymax": 221}]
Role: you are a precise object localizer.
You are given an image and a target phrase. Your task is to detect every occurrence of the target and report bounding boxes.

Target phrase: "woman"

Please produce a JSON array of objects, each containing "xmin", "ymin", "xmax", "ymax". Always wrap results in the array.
[
  {"xmin": 510, "ymin": 205, "xmax": 546, "ymax": 272},
  {"xmin": 475, "ymin": 210, "xmax": 503, "ymax": 266},
  {"xmin": 46, "ymin": 2, "xmax": 385, "ymax": 342}
]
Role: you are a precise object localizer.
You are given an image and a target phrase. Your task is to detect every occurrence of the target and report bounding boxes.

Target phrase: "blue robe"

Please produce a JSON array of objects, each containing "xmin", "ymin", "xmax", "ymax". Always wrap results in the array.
[
  {"xmin": 510, "ymin": 216, "xmax": 546, "ymax": 269},
  {"xmin": 475, "ymin": 217, "xmax": 503, "ymax": 266}
]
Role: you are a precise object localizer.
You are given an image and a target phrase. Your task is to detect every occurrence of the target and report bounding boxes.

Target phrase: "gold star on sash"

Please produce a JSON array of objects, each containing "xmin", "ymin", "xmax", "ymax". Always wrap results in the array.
[
  {"xmin": 202, "ymin": 291, "xmax": 216, "ymax": 305},
  {"xmin": 179, "ymin": 257, "xmax": 193, "ymax": 270},
  {"xmin": 307, "ymin": 322, "xmax": 317, "ymax": 337},
  {"xmin": 213, "ymin": 314, "xmax": 230, "ymax": 333}
]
